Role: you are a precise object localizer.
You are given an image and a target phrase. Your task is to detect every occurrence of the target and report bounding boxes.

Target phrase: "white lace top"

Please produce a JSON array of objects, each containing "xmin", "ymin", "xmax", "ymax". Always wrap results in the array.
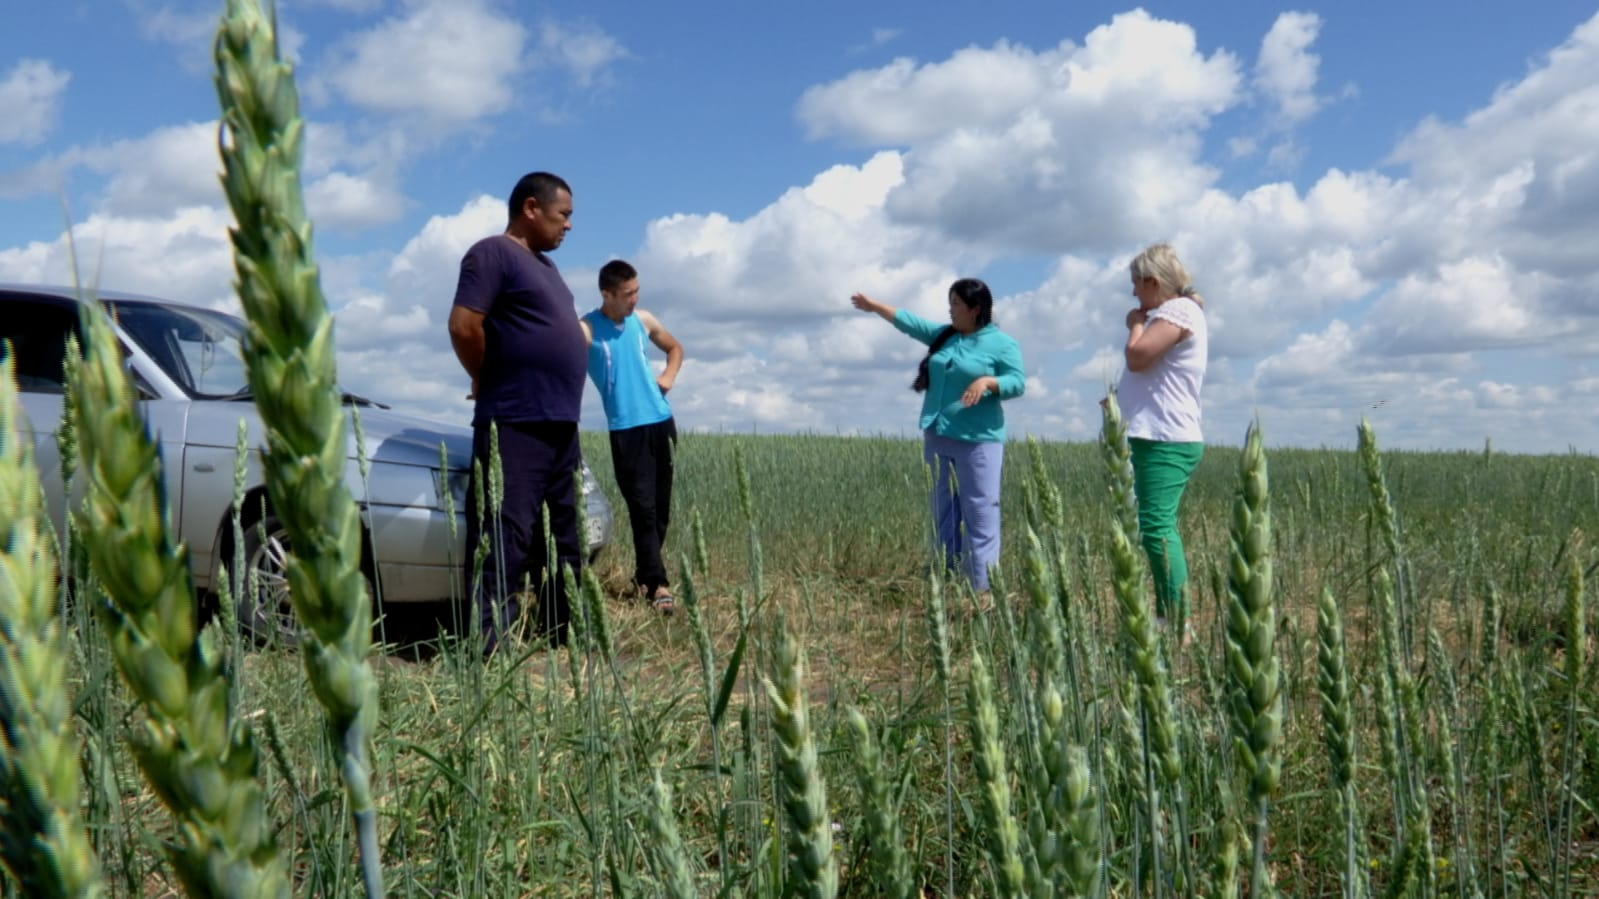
[{"xmin": 1118, "ymin": 297, "xmax": 1207, "ymax": 443}]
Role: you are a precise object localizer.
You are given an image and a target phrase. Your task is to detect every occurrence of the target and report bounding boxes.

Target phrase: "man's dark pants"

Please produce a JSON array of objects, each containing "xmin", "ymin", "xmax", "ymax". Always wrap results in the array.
[
  {"xmin": 609, "ymin": 417, "xmax": 676, "ymax": 596},
  {"xmin": 464, "ymin": 419, "xmax": 583, "ymax": 649}
]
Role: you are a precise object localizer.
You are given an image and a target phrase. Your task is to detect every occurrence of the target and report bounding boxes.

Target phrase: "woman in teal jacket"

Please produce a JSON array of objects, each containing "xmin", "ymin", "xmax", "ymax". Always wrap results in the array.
[{"xmin": 851, "ymin": 279, "xmax": 1026, "ymax": 598}]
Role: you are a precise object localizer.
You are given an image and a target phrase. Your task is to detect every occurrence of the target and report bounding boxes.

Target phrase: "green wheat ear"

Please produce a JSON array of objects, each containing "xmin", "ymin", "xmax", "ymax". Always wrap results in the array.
[
  {"xmin": 1315, "ymin": 587, "xmax": 1353, "ymax": 791},
  {"xmin": 213, "ymin": 1, "xmax": 384, "ymax": 894},
  {"xmin": 762, "ymin": 615, "xmax": 838, "ymax": 899},
  {"xmin": 645, "ymin": 769, "xmax": 699, "ymax": 899},
  {"xmin": 1225, "ymin": 420, "xmax": 1282, "ymax": 898},
  {"xmin": 845, "ymin": 708, "xmax": 915, "ymax": 899},
  {"xmin": 0, "ymin": 352, "xmax": 106, "ymax": 898},
  {"xmin": 68, "ymin": 297, "xmax": 290, "ymax": 898},
  {"xmin": 966, "ymin": 650, "xmax": 1027, "ymax": 897},
  {"xmin": 1099, "ymin": 390, "xmax": 1140, "ymax": 542}
]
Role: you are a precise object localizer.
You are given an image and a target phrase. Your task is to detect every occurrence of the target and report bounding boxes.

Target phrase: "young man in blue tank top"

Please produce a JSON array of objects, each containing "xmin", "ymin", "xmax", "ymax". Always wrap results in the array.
[{"xmin": 579, "ymin": 260, "xmax": 684, "ymax": 613}]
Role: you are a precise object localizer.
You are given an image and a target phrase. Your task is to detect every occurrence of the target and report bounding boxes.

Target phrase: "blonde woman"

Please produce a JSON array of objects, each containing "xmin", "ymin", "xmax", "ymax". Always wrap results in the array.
[{"xmin": 1117, "ymin": 243, "xmax": 1207, "ymax": 634}]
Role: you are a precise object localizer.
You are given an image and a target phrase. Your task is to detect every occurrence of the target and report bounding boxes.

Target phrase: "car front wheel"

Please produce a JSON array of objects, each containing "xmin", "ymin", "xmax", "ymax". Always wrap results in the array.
[
  {"xmin": 234, "ymin": 514, "xmax": 380, "ymax": 648},
  {"xmin": 237, "ymin": 514, "xmax": 301, "ymax": 646}
]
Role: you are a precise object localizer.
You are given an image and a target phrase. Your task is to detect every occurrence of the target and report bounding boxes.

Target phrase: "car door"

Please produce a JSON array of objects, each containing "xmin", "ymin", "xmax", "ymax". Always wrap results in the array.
[{"xmin": 0, "ymin": 293, "xmax": 81, "ymax": 541}]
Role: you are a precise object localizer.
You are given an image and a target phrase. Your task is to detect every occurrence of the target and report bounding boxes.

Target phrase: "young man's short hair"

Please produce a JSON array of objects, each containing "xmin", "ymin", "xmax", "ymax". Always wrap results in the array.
[{"xmin": 598, "ymin": 259, "xmax": 638, "ymax": 295}]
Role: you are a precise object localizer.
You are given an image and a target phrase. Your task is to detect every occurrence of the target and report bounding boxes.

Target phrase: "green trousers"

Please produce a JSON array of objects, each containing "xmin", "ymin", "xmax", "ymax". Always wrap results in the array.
[{"xmin": 1129, "ymin": 438, "xmax": 1204, "ymax": 618}]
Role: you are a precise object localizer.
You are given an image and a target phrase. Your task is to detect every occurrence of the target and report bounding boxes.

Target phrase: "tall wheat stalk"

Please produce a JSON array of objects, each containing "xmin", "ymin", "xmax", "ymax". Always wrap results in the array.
[
  {"xmin": 0, "ymin": 355, "xmax": 105, "ymax": 898},
  {"xmin": 1208, "ymin": 817, "xmax": 1240, "ymax": 899},
  {"xmin": 69, "ymin": 296, "xmax": 290, "ymax": 897},
  {"xmin": 1225, "ymin": 422, "xmax": 1282, "ymax": 897},
  {"xmin": 1316, "ymin": 588, "xmax": 1365, "ymax": 899},
  {"xmin": 1024, "ymin": 443, "xmax": 1093, "ymax": 738},
  {"xmin": 1020, "ymin": 527, "xmax": 1067, "ymax": 693},
  {"xmin": 1042, "ymin": 693, "xmax": 1104, "ymax": 898},
  {"xmin": 764, "ymin": 615, "xmax": 837, "ymax": 899},
  {"xmin": 1108, "ymin": 508, "xmax": 1186, "ymax": 892},
  {"xmin": 1025, "ymin": 437, "xmax": 1066, "ymax": 538},
  {"xmin": 1556, "ymin": 536, "xmax": 1586, "ymax": 896},
  {"xmin": 967, "ymin": 650, "xmax": 1028, "ymax": 897},
  {"xmin": 1374, "ymin": 569, "xmax": 1434, "ymax": 895},
  {"xmin": 213, "ymin": 1, "xmax": 384, "ymax": 894},
  {"xmin": 1100, "ymin": 391, "xmax": 1140, "ymax": 543},
  {"xmin": 680, "ymin": 555, "xmax": 735, "ymax": 894},
  {"xmin": 645, "ymin": 769, "xmax": 699, "ymax": 899},
  {"xmin": 925, "ymin": 559, "xmax": 957, "ymax": 899},
  {"xmin": 1424, "ymin": 625, "xmax": 1479, "ymax": 896},
  {"xmin": 1358, "ymin": 419, "xmax": 1413, "ymax": 666},
  {"xmin": 845, "ymin": 709, "xmax": 916, "ymax": 899},
  {"xmin": 53, "ymin": 347, "xmax": 144, "ymax": 894},
  {"xmin": 735, "ymin": 445, "xmax": 765, "ymax": 600}
]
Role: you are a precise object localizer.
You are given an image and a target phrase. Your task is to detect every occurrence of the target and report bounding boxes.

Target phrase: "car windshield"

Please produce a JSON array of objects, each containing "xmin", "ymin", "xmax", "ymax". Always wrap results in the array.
[{"xmin": 107, "ymin": 300, "xmax": 251, "ymax": 398}]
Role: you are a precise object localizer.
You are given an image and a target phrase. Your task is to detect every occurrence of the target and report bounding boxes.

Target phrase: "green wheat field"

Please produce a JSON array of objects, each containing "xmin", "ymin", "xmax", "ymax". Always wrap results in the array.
[
  {"xmin": 7, "ymin": 417, "xmax": 1599, "ymax": 896},
  {"xmin": 1, "ymin": 1, "xmax": 1596, "ymax": 897}
]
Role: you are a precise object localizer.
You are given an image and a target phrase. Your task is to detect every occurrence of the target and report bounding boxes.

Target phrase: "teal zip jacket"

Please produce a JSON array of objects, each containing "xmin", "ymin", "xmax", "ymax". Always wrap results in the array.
[{"xmin": 894, "ymin": 309, "xmax": 1025, "ymax": 443}]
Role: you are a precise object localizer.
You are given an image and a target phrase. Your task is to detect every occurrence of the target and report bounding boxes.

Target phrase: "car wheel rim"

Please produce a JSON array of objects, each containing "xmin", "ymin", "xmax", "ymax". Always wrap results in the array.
[{"xmin": 246, "ymin": 529, "xmax": 298, "ymax": 642}]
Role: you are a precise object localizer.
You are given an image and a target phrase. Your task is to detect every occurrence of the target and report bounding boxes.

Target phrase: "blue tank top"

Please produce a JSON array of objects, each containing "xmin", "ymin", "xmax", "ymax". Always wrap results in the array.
[{"xmin": 583, "ymin": 310, "xmax": 672, "ymax": 431}]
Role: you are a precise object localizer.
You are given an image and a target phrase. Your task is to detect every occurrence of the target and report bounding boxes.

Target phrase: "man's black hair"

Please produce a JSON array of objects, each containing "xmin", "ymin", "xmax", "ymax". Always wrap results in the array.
[{"xmin": 507, "ymin": 171, "xmax": 572, "ymax": 223}]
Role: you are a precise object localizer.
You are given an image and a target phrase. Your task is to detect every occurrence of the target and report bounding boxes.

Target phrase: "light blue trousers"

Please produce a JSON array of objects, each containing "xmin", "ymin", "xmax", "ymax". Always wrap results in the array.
[{"xmin": 923, "ymin": 430, "xmax": 1004, "ymax": 592}]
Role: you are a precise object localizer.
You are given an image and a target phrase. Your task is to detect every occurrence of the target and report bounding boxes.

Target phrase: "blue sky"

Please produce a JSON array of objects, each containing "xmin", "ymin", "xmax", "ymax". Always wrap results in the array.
[{"xmin": 4, "ymin": 1, "xmax": 1599, "ymax": 453}]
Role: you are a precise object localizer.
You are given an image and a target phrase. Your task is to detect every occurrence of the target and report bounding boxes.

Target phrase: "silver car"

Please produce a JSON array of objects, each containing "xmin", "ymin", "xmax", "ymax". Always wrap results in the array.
[{"xmin": 2, "ymin": 284, "xmax": 612, "ymax": 642}]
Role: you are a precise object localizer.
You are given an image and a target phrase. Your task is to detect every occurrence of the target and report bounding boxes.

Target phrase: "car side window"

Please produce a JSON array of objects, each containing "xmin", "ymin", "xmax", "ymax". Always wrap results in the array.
[{"xmin": 0, "ymin": 298, "xmax": 81, "ymax": 394}]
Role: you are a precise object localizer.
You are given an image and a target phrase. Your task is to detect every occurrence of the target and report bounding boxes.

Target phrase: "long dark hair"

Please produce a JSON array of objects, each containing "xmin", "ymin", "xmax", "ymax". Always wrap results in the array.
[{"xmin": 912, "ymin": 278, "xmax": 994, "ymax": 392}]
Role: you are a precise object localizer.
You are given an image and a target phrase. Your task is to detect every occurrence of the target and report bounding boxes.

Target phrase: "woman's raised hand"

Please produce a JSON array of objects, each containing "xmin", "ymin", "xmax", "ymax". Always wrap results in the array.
[{"xmin": 851, "ymin": 292, "xmax": 896, "ymax": 322}]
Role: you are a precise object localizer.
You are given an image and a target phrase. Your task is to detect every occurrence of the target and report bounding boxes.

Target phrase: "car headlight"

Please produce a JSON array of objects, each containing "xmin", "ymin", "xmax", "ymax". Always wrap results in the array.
[{"xmin": 431, "ymin": 467, "xmax": 471, "ymax": 511}]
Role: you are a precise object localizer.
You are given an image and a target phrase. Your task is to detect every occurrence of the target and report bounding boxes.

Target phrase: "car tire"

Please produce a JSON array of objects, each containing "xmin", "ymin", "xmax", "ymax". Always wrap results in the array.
[
  {"xmin": 236, "ymin": 514, "xmax": 302, "ymax": 646},
  {"xmin": 234, "ymin": 513, "xmax": 381, "ymax": 648}
]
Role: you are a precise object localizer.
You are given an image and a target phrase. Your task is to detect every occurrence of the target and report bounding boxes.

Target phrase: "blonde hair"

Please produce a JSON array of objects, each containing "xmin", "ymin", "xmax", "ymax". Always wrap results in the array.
[{"xmin": 1130, "ymin": 243, "xmax": 1204, "ymax": 307}]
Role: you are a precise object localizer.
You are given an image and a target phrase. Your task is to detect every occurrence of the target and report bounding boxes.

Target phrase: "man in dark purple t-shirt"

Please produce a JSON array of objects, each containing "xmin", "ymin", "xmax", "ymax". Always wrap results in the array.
[{"xmin": 447, "ymin": 171, "xmax": 585, "ymax": 650}]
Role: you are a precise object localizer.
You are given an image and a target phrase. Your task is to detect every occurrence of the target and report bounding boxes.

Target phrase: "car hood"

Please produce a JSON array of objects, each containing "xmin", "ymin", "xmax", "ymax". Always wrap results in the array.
[{"xmin": 180, "ymin": 402, "xmax": 472, "ymax": 471}]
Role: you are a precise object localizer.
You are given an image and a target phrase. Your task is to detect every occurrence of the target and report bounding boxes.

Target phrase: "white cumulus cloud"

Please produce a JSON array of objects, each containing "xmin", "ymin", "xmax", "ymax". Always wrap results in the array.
[
  {"xmin": 0, "ymin": 207, "xmax": 237, "ymax": 307},
  {"xmin": 0, "ymin": 59, "xmax": 71, "ymax": 146},
  {"xmin": 306, "ymin": 171, "xmax": 405, "ymax": 232},
  {"xmin": 537, "ymin": 20, "xmax": 629, "ymax": 87},
  {"xmin": 1255, "ymin": 12, "xmax": 1324, "ymax": 126},
  {"xmin": 317, "ymin": 0, "xmax": 528, "ymax": 124},
  {"xmin": 800, "ymin": 11, "xmax": 1242, "ymax": 255},
  {"xmin": 798, "ymin": 40, "xmax": 1060, "ymax": 145}
]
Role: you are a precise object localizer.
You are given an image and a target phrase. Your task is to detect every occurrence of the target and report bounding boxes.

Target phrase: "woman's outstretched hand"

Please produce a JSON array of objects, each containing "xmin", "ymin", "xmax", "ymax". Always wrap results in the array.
[{"xmin": 851, "ymin": 292, "xmax": 896, "ymax": 322}]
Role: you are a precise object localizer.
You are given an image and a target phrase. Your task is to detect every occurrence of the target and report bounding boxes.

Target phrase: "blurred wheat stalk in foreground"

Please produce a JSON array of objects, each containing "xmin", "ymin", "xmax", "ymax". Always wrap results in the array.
[
  {"xmin": 70, "ymin": 289, "xmax": 290, "ymax": 897},
  {"xmin": 0, "ymin": 355, "xmax": 104, "ymax": 898},
  {"xmin": 214, "ymin": 0, "xmax": 384, "ymax": 894},
  {"xmin": 1225, "ymin": 421, "xmax": 1282, "ymax": 898}
]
